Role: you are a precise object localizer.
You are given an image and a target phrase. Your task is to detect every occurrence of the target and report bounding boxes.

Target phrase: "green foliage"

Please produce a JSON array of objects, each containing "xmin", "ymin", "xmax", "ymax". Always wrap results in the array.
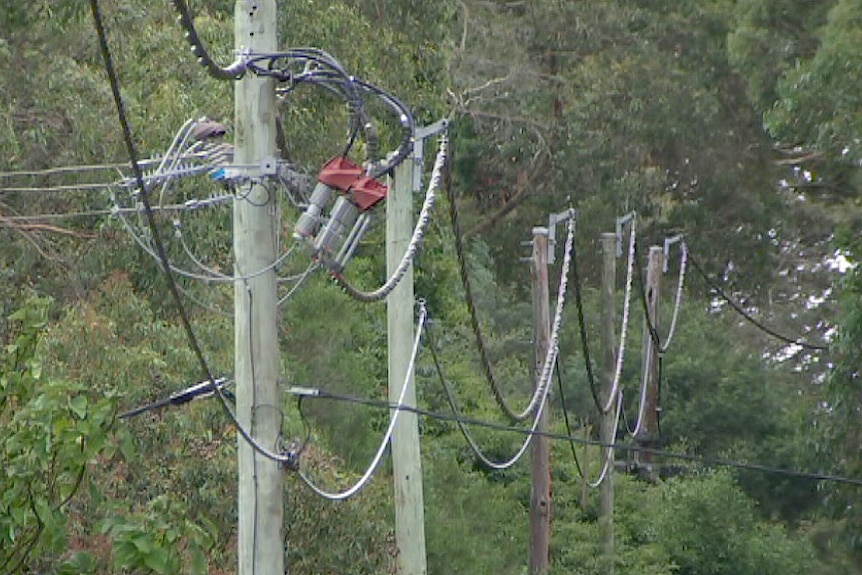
[
  {"xmin": 100, "ymin": 495, "xmax": 214, "ymax": 575},
  {"xmin": 0, "ymin": 297, "xmax": 114, "ymax": 574},
  {"xmin": 655, "ymin": 471, "xmax": 815, "ymax": 575}
]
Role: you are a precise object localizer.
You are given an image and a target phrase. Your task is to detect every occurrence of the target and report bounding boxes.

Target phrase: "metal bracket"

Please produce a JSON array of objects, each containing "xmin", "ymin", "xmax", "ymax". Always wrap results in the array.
[
  {"xmin": 412, "ymin": 119, "xmax": 449, "ymax": 192},
  {"xmin": 615, "ymin": 211, "xmax": 637, "ymax": 257},
  {"xmin": 662, "ymin": 234, "xmax": 684, "ymax": 273},
  {"xmin": 211, "ymin": 155, "xmax": 279, "ymax": 182},
  {"xmin": 547, "ymin": 208, "xmax": 576, "ymax": 264}
]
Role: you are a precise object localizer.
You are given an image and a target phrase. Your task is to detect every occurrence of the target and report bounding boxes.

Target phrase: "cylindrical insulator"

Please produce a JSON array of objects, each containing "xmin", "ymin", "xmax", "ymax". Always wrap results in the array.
[
  {"xmin": 293, "ymin": 182, "xmax": 334, "ymax": 239},
  {"xmin": 314, "ymin": 196, "xmax": 359, "ymax": 256}
]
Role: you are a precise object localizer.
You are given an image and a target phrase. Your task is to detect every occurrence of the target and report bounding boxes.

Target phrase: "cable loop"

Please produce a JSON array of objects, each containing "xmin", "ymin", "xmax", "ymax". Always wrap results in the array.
[
  {"xmin": 333, "ymin": 135, "xmax": 448, "ymax": 302},
  {"xmin": 295, "ymin": 306, "xmax": 427, "ymax": 499}
]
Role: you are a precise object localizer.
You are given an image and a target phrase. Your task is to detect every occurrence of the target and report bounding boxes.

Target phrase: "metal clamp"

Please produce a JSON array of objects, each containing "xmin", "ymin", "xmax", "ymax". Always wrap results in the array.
[
  {"xmin": 615, "ymin": 212, "xmax": 637, "ymax": 257},
  {"xmin": 547, "ymin": 208, "xmax": 576, "ymax": 264},
  {"xmin": 412, "ymin": 119, "xmax": 449, "ymax": 192},
  {"xmin": 662, "ymin": 234, "xmax": 684, "ymax": 273}
]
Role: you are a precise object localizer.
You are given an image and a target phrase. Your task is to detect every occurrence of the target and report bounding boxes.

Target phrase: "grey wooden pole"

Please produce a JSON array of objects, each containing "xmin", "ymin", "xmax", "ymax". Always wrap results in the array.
[
  {"xmin": 529, "ymin": 227, "xmax": 551, "ymax": 575},
  {"xmin": 636, "ymin": 246, "xmax": 663, "ymax": 478},
  {"xmin": 233, "ymin": 2, "xmax": 283, "ymax": 574},
  {"xmin": 599, "ymin": 233, "xmax": 617, "ymax": 575},
  {"xmin": 388, "ymin": 157, "xmax": 428, "ymax": 575}
]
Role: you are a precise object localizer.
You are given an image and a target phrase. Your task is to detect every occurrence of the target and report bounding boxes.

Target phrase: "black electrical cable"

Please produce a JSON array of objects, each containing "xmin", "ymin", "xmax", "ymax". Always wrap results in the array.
[
  {"xmin": 687, "ymin": 252, "xmax": 830, "ymax": 351},
  {"xmin": 291, "ymin": 386, "xmax": 862, "ymax": 487},
  {"xmin": 443, "ymin": 149, "xmax": 531, "ymax": 423},
  {"xmin": 570, "ymin": 238, "xmax": 603, "ymax": 413},
  {"xmin": 554, "ymin": 357, "xmax": 587, "ymax": 479},
  {"xmin": 90, "ymin": 0, "xmax": 293, "ymax": 466},
  {"xmin": 171, "ymin": 0, "xmax": 244, "ymax": 80}
]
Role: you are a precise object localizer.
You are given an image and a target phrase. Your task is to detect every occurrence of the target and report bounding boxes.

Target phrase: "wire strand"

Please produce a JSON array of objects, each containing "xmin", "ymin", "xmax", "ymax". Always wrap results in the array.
[{"xmin": 600, "ymin": 219, "xmax": 636, "ymax": 414}]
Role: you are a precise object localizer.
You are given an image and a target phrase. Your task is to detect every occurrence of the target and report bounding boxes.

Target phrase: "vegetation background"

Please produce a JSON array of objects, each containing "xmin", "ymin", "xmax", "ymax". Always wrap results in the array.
[{"xmin": 2, "ymin": 0, "xmax": 862, "ymax": 573}]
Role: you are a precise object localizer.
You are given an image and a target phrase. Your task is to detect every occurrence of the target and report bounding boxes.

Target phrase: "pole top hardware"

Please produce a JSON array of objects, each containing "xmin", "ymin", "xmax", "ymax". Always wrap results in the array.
[
  {"xmin": 211, "ymin": 155, "xmax": 280, "ymax": 182},
  {"xmin": 547, "ymin": 208, "xmax": 576, "ymax": 265},
  {"xmin": 662, "ymin": 234, "xmax": 684, "ymax": 273},
  {"xmin": 412, "ymin": 119, "xmax": 449, "ymax": 192},
  {"xmin": 615, "ymin": 212, "xmax": 636, "ymax": 257}
]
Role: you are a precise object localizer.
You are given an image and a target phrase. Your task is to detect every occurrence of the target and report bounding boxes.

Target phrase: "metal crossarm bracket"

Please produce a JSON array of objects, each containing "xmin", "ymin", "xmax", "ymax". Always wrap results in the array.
[
  {"xmin": 615, "ymin": 211, "xmax": 637, "ymax": 257},
  {"xmin": 663, "ymin": 234, "xmax": 684, "ymax": 273},
  {"xmin": 547, "ymin": 208, "xmax": 576, "ymax": 264},
  {"xmin": 412, "ymin": 119, "xmax": 449, "ymax": 192},
  {"xmin": 212, "ymin": 155, "xmax": 279, "ymax": 182}
]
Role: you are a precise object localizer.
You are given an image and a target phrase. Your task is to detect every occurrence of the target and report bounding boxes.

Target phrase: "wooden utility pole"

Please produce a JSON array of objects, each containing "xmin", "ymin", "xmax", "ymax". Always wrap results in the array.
[
  {"xmin": 529, "ymin": 227, "xmax": 551, "ymax": 575},
  {"xmin": 388, "ymin": 155, "xmax": 427, "ymax": 575},
  {"xmin": 599, "ymin": 233, "xmax": 617, "ymax": 575},
  {"xmin": 233, "ymin": 2, "xmax": 283, "ymax": 575},
  {"xmin": 636, "ymin": 246, "xmax": 662, "ymax": 477}
]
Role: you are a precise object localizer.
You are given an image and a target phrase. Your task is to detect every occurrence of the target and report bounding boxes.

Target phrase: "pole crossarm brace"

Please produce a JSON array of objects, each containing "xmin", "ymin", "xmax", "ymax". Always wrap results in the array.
[
  {"xmin": 412, "ymin": 119, "xmax": 450, "ymax": 192},
  {"xmin": 615, "ymin": 211, "xmax": 637, "ymax": 258},
  {"xmin": 547, "ymin": 208, "xmax": 576, "ymax": 265},
  {"xmin": 662, "ymin": 234, "xmax": 685, "ymax": 273}
]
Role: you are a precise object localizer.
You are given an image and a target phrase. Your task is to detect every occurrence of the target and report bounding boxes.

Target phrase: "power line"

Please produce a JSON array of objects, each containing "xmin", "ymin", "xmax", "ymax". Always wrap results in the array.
[
  {"xmin": 687, "ymin": 251, "xmax": 830, "ymax": 351},
  {"xmin": 287, "ymin": 385, "xmax": 862, "ymax": 488},
  {"xmin": 0, "ymin": 182, "xmax": 118, "ymax": 194},
  {"xmin": 443, "ymin": 149, "xmax": 540, "ymax": 423}
]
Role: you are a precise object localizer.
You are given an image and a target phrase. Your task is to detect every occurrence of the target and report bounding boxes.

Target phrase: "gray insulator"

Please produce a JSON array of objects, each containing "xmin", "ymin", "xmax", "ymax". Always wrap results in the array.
[
  {"xmin": 314, "ymin": 196, "xmax": 359, "ymax": 255},
  {"xmin": 293, "ymin": 182, "xmax": 334, "ymax": 239}
]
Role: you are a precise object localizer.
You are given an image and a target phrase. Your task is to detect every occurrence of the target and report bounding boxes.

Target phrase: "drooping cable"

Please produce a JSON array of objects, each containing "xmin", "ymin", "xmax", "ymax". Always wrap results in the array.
[
  {"xmin": 570, "ymin": 236, "xmax": 602, "ymax": 413},
  {"xmin": 425, "ymin": 316, "xmax": 551, "ymax": 470},
  {"xmin": 277, "ymin": 261, "xmax": 318, "ymax": 307},
  {"xmin": 288, "ymin": 385, "xmax": 862, "ymax": 487},
  {"xmin": 171, "ymin": 0, "xmax": 246, "ymax": 80},
  {"xmin": 444, "ymin": 147, "xmax": 538, "ymax": 422},
  {"xmin": 688, "ymin": 252, "xmax": 829, "ymax": 351},
  {"xmin": 660, "ymin": 242, "xmax": 687, "ymax": 354},
  {"xmin": 333, "ymin": 134, "xmax": 448, "ymax": 302},
  {"xmin": 599, "ymin": 219, "xmax": 636, "ymax": 414},
  {"xmin": 295, "ymin": 305, "xmax": 427, "ymax": 500},
  {"xmin": 90, "ymin": 0, "xmax": 294, "ymax": 466},
  {"xmin": 586, "ymin": 390, "xmax": 622, "ymax": 488},
  {"xmin": 554, "ymin": 357, "xmax": 586, "ymax": 479}
]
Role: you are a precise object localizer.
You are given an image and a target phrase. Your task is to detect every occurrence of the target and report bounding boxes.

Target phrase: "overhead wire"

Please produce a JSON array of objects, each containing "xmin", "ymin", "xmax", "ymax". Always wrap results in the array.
[
  {"xmin": 294, "ymin": 304, "xmax": 428, "ymax": 499},
  {"xmin": 288, "ymin": 384, "xmax": 862, "ymax": 487},
  {"xmin": 687, "ymin": 251, "xmax": 830, "ymax": 351},
  {"xmin": 171, "ymin": 0, "xmax": 246, "ymax": 80},
  {"xmin": 570, "ymin": 233, "xmax": 603, "ymax": 413},
  {"xmin": 444, "ymin": 145, "xmax": 541, "ymax": 423},
  {"xmin": 425, "ymin": 316, "xmax": 552, "ymax": 470},
  {"xmin": 418, "ymin": 218, "xmax": 575, "ymax": 468},
  {"xmin": 554, "ymin": 358, "xmax": 587, "ymax": 479}
]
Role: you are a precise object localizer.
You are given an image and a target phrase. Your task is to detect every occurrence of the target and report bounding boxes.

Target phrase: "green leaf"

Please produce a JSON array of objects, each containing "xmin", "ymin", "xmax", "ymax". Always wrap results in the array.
[{"xmin": 69, "ymin": 395, "xmax": 87, "ymax": 419}]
